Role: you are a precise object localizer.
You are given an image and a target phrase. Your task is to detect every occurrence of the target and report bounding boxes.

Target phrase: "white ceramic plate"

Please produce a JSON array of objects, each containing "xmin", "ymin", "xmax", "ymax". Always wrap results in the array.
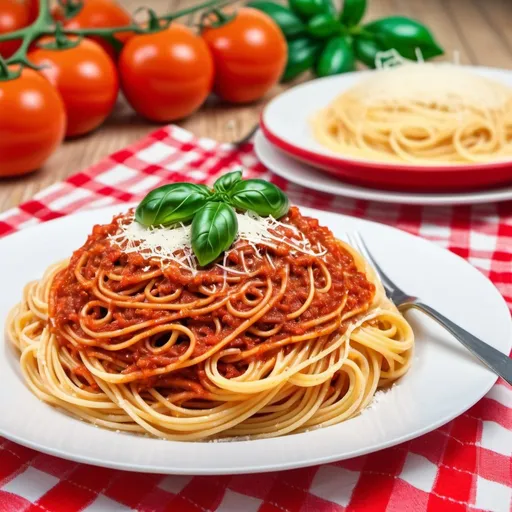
[
  {"xmin": 1, "ymin": 205, "xmax": 510, "ymax": 475},
  {"xmin": 260, "ymin": 66, "xmax": 512, "ymax": 192},
  {"xmin": 255, "ymin": 130, "xmax": 512, "ymax": 205}
]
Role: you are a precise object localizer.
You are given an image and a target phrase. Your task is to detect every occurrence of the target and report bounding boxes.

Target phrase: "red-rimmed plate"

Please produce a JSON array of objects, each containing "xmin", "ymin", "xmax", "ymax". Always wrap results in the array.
[
  {"xmin": 254, "ymin": 130, "xmax": 512, "ymax": 205},
  {"xmin": 260, "ymin": 67, "xmax": 512, "ymax": 192}
]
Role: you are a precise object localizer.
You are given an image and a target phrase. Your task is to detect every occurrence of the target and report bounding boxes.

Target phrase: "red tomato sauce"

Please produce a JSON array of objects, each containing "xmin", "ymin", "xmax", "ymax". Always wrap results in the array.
[{"xmin": 49, "ymin": 207, "xmax": 375, "ymax": 390}]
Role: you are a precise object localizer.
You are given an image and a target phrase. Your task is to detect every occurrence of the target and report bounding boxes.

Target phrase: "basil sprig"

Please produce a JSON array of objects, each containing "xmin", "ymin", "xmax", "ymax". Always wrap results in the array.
[
  {"xmin": 249, "ymin": 0, "xmax": 444, "ymax": 80},
  {"xmin": 213, "ymin": 169, "xmax": 242, "ymax": 193},
  {"xmin": 135, "ymin": 171, "xmax": 290, "ymax": 266},
  {"xmin": 192, "ymin": 202, "xmax": 238, "ymax": 266},
  {"xmin": 229, "ymin": 179, "xmax": 289, "ymax": 218},
  {"xmin": 135, "ymin": 183, "xmax": 212, "ymax": 226}
]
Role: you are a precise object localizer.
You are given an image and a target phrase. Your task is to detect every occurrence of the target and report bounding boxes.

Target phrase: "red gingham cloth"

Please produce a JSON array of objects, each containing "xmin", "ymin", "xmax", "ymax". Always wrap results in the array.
[{"xmin": 0, "ymin": 125, "xmax": 511, "ymax": 512}]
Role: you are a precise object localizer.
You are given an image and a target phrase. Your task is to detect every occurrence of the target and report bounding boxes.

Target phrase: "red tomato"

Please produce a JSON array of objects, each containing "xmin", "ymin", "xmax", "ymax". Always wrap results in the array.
[
  {"xmin": 0, "ymin": 0, "xmax": 30, "ymax": 59},
  {"xmin": 0, "ymin": 67, "xmax": 66, "ymax": 176},
  {"xmin": 29, "ymin": 37, "xmax": 119, "ymax": 138},
  {"xmin": 26, "ymin": 0, "xmax": 39, "ymax": 23},
  {"xmin": 53, "ymin": 0, "xmax": 132, "ymax": 58},
  {"xmin": 118, "ymin": 24, "xmax": 214, "ymax": 122},
  {"xmin": 201, "ymin": 8, "xmax": 287, "ymax": 104}
]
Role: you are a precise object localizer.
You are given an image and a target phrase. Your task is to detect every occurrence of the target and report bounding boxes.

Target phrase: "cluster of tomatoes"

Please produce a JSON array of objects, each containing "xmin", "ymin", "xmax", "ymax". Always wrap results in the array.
[{"xmin": 0, "ymin": 0, "xmax": 287, "ymax": 176}]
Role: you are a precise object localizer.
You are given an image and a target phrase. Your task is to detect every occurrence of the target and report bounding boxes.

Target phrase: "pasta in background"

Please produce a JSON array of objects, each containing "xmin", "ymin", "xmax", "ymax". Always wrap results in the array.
[{"xmin": 312, "ymin": 63, "xmax": 512, "ymax": 164}]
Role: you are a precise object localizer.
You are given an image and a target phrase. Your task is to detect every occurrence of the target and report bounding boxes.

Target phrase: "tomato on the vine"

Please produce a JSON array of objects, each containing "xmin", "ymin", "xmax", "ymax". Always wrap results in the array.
[
  {"xmin": 53, "ymin": 0, "xmax": 132, "ymax": 58},
  {"xmin": 29, "ymin": 37, "xmax": 119, "ymax": 138},
  {"xmin": 0, "ymin": 67, "xmax": 66, "ymax": 177},
  {"xmin": 201, "ymin": 7, "xmax": 287, "ymax": 103},
  {"xmin": 119, "ymin": 24, "xmax": 214, "ymax": 122},
  {"xmin": 0, "ymin": 0, "xmax": 30, "ymax": 59},
  {"xmin": 26, "ymin": 0, "xmax": 39, "ymax": 23}
]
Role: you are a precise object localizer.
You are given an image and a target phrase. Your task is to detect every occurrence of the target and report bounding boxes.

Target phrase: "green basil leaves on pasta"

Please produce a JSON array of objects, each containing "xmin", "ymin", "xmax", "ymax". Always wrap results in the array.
[
  {"xmin": 228, "ymin": 179, "xmax": 290, "ymax": 218},
  {"xmin": 135, "ymin": 183, "xmax": 212, "ymax": 227},
  {"xmin": 135, "ymin": 171, "xmax": 291, "ymax": 266},
  {"xmin": 191, "ymin": 202, "xmax": 238, "ymax": 266},
  {"xmin": 213, "ymin": 169, "xmax": 243, "ymax": 194}
]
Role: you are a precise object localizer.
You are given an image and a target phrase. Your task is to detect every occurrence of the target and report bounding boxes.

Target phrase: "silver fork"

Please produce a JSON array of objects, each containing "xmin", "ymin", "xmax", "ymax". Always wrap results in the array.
[{"xmin": 347, "ymin": 232, "xmax": 512, "ymax": 385}]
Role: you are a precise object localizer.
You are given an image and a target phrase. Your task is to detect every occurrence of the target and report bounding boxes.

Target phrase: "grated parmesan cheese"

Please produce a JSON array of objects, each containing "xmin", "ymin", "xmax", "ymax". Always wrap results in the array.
[
  {"xmin": 109, "ymin": 211, "xmax": 326, "ymax": 274},
  {"xmin": 362, "ymin": 384, "xmax": 398, "ymax": 413},
  {"xmin": 365, "ymin": 56, "xmax": 511, "ymax": 111}
]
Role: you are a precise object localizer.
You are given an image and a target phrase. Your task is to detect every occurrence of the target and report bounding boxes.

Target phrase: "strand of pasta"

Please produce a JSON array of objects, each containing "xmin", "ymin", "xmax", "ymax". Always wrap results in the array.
[
  {"xmin": 8, "ymin": 255, "xmax": 414, "ymax": 440},
  {"xmin": 312, "ymin": 75, "xmax": 512, "ymax": 164}
]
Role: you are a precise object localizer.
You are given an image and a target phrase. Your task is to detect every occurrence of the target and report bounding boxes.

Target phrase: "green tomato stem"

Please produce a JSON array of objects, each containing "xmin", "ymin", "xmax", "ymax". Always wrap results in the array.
[
  {"xmin": 160, "ymin": 0, "xmax": 235, "ymax": 21},
  {"xmin": 57, "ymin": 0, "xmax": 84, "ymax": 21},
  {"xmin": 0, "ymin": 57, "xmax": 20, "ymax": 81},
  {"xmin": 0, "ymin": 28, "xmax": 27, "ymax": 41},
  {"xmin": 64, "ymin": 26, "xmax": 144, "ymax": 37},
  {"xmin": 37, "ymin": 22, "xmax": 83, "ymax": 50},
  {"xmin": 0, "ymin": 58, "xmax": 8, "ymax": 77},
  {"xmin": 0, "ymin": 0, "xmax": 228, "ymax": 66},
  {"xmin": 7, "ymin": 0, "xmax": 52, "ymax": 63}
]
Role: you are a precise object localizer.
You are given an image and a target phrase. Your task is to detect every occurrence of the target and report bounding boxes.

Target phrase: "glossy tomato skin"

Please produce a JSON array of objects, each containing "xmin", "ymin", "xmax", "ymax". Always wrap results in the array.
[
  {"xmin": 26, "ymin": 0, "xmax": 39, "ymax": 23},
  {"xmin": 202, "ymin": 8, "xmax": 287, "ymax": 103},
  {"xmin": 0, "ymin": 0, "xmax": 30, "ymax": 59},
  {"xmin": 29, "ymin": 38, "xmax": 119, "ymax": 137},
  {"xmin": 53, "ymin": 0, "xmax": 132, "ymax": 58},
  {"xmin": 0, "ymin": 68, "xmax": 66, "ymax": 177},
  {"xmin": 119, "ymin": 25, "xmax": 214, "ymax": 122}
]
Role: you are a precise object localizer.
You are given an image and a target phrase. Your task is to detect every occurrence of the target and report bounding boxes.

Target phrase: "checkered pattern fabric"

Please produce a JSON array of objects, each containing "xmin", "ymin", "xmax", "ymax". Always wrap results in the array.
[{"xmin": 0, "ymin": 125, "xmax": 510, "ymax": 512}]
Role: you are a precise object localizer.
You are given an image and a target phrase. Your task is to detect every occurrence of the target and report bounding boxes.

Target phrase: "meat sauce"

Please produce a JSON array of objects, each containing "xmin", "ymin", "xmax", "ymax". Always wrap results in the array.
[{"xmin": 49, "ymin": 207, "xmax": 375, "ymax": 386}]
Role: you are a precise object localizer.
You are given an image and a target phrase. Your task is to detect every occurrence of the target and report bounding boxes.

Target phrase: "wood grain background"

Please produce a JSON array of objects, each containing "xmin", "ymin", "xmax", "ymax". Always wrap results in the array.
[{"xmin": 1, "ymin": 0, "xmax": 511, "ymax": 213}]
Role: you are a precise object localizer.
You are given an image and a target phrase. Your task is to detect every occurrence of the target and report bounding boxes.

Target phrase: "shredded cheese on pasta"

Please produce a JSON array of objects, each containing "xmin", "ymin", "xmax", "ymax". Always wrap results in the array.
[{"xmin": 109, "ymin": 211, "xmax": 326, "ymax": 273}]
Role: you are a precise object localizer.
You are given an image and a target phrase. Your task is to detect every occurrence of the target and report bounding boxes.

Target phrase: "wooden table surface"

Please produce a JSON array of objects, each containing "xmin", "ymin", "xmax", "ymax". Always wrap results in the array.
[{"xmin": 1, "ymin": 0, "xmax": 512, "ymax": 213}]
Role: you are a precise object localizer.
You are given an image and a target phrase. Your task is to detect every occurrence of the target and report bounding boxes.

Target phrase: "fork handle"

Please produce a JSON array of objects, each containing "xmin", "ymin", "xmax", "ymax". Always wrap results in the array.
[{"xmin": 407, "ymin": 302, "xmax": 512, "ymax": 385}]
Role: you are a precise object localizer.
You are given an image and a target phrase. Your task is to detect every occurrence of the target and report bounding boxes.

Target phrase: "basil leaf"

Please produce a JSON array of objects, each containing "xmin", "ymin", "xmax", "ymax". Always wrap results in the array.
[
  {"xmin": 247, "ymin": 1, "xmax": 306, "ymax": 39},
  {"xmin": 213, "ymin": 170, "xmax": 243, "ymax": 194},
  {"xmin": 353, "ymin": 36, "xmax": 384, "ymax": 68},
  {"xmin": 191, "ymin": 202, "xmax": 238, "ymax": 266},
  {"xmin": 364, "ymin": 17, "xmax": 443, "ymax": 60},
  {"xmin": 135, "ymin": 183, "xmax": 212, "ymax": 227},
  {"xmin": 282, "ymin": 37, "xmax": 322, "ymax": 82},
  {"xmin": 316, "ymin": 36, "xmax": 356, "ymax": 77},
  {"xmin": 339, "ymin": 0, "xmax": 367, "ymax": 27},
  {"xmin": 307, "ymin": 13, "xmax": 340, "ymax": 39},
  {"xmin": 228, "ymin": 179, "xmax": 290, "ymax": 218},
  {"xmin": 289, "ymin": 0, "xmax": 335, "ymax": 20}
]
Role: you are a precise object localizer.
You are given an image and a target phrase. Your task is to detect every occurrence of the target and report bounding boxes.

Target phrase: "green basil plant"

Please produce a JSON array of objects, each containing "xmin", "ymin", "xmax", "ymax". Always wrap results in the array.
[{"xmin": 247, "ymin": 0, "xmax": 443, "ymax": 81}]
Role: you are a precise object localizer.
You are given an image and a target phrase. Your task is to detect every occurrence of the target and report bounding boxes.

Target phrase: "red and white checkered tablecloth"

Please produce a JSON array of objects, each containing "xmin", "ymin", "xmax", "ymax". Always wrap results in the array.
[{"xmin": 0, "ymin": 125, "xmax": 511, "ymax": 512}]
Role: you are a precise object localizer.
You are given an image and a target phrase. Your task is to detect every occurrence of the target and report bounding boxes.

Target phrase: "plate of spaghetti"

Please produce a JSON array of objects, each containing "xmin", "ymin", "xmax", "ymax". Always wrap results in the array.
[
  {"xmin": 260, "ymin": 64, "xmax": 512, "ymax": 192},
  {"xmin": 1, "ymin": 175, "xmax": 510, "ymax": 474}
]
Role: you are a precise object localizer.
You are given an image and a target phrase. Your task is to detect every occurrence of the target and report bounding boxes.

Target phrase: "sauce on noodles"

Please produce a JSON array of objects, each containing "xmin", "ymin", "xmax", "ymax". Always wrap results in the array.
[
  {"xmin": 9, "ymin": 204, "xmax": 413, "ymax": 440},
  {"xmin": 49, "ymin": 207, "xmax": 374, "ymax": 389}
]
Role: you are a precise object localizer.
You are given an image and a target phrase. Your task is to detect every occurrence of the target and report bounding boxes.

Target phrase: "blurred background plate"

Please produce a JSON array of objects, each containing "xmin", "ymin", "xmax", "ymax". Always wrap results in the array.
[
  {"xmin": 260, "ymin": 67, "xmax": 512, "ymax": 192},
  {"xmin": 254, "ymin": 130, "xmax": 512, "ymax": 205}
]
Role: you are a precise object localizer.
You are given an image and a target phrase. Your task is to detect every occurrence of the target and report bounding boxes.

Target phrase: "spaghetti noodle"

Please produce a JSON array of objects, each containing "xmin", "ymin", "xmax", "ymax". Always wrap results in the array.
[
  {"xmin": 7, "ymin": 207, "xmax": 413, "ymax": 440},
  {"xmin": 312, "ymin": 63, "xmax": 512, "ymax": 164}
]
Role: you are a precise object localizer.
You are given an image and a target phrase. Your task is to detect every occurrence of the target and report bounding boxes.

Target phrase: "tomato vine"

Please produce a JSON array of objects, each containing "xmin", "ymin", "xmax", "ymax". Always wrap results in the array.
[{"xmin": 0, "ymin": 0, "xmax": 227, "ymax": 72}]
